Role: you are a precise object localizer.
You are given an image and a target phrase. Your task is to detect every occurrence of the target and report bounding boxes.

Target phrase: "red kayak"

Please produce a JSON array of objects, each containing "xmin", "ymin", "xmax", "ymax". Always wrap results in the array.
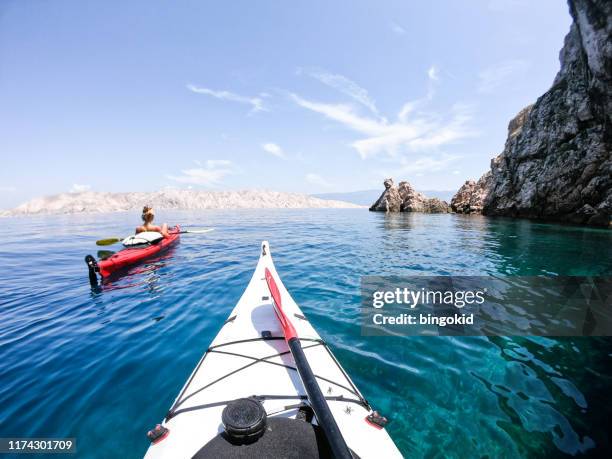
[{"xmin": 85, "ymin": 226, "xmax": 180, "ymax": 284}]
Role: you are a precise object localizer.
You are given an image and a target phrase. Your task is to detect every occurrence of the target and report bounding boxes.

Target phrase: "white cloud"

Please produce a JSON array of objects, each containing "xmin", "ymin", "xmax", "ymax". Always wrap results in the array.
[
  {"xmin": 70, "ymin": 184, "xmax": 91, "ymax": 193},
  {"xmin": 425, "ymin": 65, "xmax": 441, "ymax": 101},
  {"xmin": 427, "ymin": 65, "xmax": 439, "ymax": 81},
  {"xmin": 305, "ymin": 173, "xmax": 333, "ymax": 188},
  {"xmin": 306, "ymin": 69, "xmax": 380, "ymax": 116},
  {"xmin": 0, "ymin": 186, "xmax": 16, "ymax": 192},
  {"xmin": 187, "ymin": 84, "xmax": 267, "ymax": 113},
  {"xmin": 478, "ymin": 60, "xmax": 529, "ymax": 93},
  {"xmin": 397, "ymin": 66, "xmax": 440, "ymax": 121},
  {"xmin": 397, "ymin": 101, "xmax": 418, "ymax": 123},
  {"xmin": 290, "ymin": 93, "xmax": 476, "ymax": 159},
  {"xmin": 261, "ymin": 142, "xmax": 285, "ymax": 158},
  {"xmin": 167, "ymin": 160, "xmax": 234, "ymax": 186},
  {"xmin": 206, "ymin": 159, "xmax": 233, "ymax": 168},
  {"xmin": 390, "ymin": 21, "xmax": 406, "ymax": 35},
  {"xmin": 396, "ymin": 154, "xmax": 461, "ymax": 174}
]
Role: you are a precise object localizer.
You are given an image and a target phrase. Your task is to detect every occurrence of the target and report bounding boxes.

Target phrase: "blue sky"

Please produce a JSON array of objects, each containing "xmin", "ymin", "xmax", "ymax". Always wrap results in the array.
[{"xmin": 0, "ymin": 0, "xmax": 572, "ymax": 209}]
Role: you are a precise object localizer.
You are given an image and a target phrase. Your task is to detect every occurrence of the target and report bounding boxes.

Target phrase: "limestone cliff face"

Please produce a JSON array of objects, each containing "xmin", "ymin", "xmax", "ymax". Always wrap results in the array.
[
  {"xmin": 369, "ymin": 179, "xmax": 450, "ymax": 213},
  {"xmin": 452, "ymin": 0, "xmax": 611, "ymax": 227}
]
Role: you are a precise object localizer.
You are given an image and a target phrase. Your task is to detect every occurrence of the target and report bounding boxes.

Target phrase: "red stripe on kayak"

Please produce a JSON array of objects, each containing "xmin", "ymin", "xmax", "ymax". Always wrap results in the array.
[{"xmin": 265, "ymin": 267, "xmax": 298, "ymax": 341}]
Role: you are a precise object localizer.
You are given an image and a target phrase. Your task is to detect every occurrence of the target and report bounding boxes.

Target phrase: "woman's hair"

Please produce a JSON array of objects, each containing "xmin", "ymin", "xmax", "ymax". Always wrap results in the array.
[{"xmin": 142, "ymin": 205, "xmax": 155, "ymax": 223}]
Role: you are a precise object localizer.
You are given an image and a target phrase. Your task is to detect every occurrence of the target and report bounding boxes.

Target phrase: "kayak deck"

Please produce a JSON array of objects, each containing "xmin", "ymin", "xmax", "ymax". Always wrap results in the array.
[{"xmin": 144, "ymin": 241, "xmax": 401, "ymax": 458}]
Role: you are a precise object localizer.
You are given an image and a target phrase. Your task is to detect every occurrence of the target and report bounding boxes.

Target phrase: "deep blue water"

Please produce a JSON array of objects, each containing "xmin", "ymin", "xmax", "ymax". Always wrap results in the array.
[{"xmin": 1, "ymin": 209, "xmax": 611, "ymax": 458}]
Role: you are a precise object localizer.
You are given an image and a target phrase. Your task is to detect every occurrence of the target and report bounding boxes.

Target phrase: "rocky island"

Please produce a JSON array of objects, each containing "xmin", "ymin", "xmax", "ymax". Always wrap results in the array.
[
  {"xmin": 369, "ymin": 179, "xmax": 450, "ymax": 213},
  {"xmin": 451, "ymin": 0, "xmax": 611, "ymax": 227}
]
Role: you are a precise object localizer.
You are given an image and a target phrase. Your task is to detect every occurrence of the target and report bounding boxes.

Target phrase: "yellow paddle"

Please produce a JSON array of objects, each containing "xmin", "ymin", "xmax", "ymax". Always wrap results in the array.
[{"xmin": 96, "ymin": 237, "xmax": 123, "ymax": 246}]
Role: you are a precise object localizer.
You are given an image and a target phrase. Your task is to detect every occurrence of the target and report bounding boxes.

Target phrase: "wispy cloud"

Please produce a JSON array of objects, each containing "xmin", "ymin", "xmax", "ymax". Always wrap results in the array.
[
  {"xmin": 478, "ymin": 60, "xmax": 529, "ymax": 93},
  {"xmin": 70, "ymin": 184, "xmax": 91, "ymax": 193},
  {"xmin": 390, "ymin": 21, "xmax": 406, "ymax": 35},
  {"xmin": 187, "ymin": 84, "xmax": 267, "ymax": 113},
  {"xmin": 261, "ymin": 142, "xmax": 285, "ymax": 158},
  {"xmin": 396, "ymin": 154, "xmax": 461, "ymax": 174},
  {"xmin": 167, "ymin": 159, "xmax": 235, "ymax": 186},
  {"xmin": 290, "ymin": 90, "xmax": 476, "ymax": 159},
  {"xmin": 375, "ymin": 154, "xmax": 461, "ymax": 182},
  {"xmin": 303, "ymin": 69, "xmax": 380, "ymax": 116},
  {"xmin": 427, "ymin": 65, "xmax": 439, "ymax": 81},
  {"xmin": 396, "ymin": 65, "xmax": 440, "ymax": 122},
  {"xmin": 305, "ymin": 173, "xmax": 333, "ymax": 189}
]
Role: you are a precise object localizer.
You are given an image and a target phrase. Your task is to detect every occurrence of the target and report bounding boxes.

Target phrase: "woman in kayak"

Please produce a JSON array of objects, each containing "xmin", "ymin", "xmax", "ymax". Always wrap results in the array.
[{"xmin": 136, "ymin": 205, "xmax": 170, "ymax": 237}]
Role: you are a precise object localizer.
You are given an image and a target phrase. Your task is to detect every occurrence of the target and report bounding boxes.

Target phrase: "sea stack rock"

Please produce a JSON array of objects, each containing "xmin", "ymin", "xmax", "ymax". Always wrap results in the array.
[
  {"xmin": 450, "ymin": 172, "xmax": 491, "ymax": 214},
  {"xmin": 459, "ymin": 0, "xmax": 611, "ymax": 227},
  {"xmin": 369, "ymin": 178, "xmax": 403, "ymax": 212},
  {"xmin": 370, "ymin": 179, "xmax": 450, "ymax": 213}
]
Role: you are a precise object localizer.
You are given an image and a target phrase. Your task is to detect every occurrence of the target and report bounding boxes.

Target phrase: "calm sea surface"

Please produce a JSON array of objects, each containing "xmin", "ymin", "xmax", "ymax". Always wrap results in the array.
[{"xmin": 0, "ymin": 209, "xmax": 611, "ymax": 458}]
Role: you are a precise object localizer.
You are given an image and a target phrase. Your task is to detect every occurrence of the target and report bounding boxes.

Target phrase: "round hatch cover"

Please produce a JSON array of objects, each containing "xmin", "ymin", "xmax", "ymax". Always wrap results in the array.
[{"xmin": 221, "ymin": 398, "xmax": 267, "ymax": 443}]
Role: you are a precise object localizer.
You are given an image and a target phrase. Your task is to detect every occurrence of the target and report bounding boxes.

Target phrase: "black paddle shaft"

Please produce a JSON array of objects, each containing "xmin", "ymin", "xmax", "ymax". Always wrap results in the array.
[{"xmin": 288, "ymin": 337, "xmax": 353, "ymax": 459}]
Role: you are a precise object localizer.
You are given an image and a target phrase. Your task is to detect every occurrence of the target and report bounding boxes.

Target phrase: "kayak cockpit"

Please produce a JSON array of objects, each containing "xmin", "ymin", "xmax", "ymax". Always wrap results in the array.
[{"xmin": 192, "ymin": 415, "xmax": 340, "ymax": 458}]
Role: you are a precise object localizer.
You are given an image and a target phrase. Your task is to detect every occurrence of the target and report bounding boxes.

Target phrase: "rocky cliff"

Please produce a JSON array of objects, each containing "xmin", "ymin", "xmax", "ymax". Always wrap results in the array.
[
  {"xmin": 450, "ymin": 172, "xmax": 492, "ymax": 214},
  {"xmin": 369, "ymin": 179, "xmax": 450, "ymax": 213},
  {"xmin": 452, "ymin": 0, "xmax": 611, "ymax": 227}
]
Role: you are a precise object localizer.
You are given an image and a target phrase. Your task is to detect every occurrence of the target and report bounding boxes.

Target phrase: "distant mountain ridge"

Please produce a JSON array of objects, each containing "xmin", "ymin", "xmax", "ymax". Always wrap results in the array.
[
  {"xmin": 313, "ymin": 189, "xmax": 455, "ymax": 206},
  {"xmin": 1, "ymin": 189, "xmax": 361, "ymax": 217}
]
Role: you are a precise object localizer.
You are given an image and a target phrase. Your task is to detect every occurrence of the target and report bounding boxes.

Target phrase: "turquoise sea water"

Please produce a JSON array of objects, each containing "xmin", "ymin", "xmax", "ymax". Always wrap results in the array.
[{"xmin": 1, "ymin": 209, "xmax": 611, "ymax": 458}]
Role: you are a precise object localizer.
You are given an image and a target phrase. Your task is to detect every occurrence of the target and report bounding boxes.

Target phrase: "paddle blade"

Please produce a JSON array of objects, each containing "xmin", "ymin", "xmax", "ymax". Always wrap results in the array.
[
  {"xmin": 97, "ymin": 250, "xmax": 115, "ymax": 260},
  {"xmin": 96, "ymin": 237, "xmax": 122, "ymax": 246},
  {"xmin": 181, "ymin": 228, "xmax": 214, "ymax": 234}
]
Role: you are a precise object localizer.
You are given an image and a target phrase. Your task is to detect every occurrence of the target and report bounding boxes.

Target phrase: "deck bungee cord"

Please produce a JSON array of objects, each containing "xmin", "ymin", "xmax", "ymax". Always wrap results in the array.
[{"xmin": 165, "ymin": 336, "xmax": 369, "ymax": 421}]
